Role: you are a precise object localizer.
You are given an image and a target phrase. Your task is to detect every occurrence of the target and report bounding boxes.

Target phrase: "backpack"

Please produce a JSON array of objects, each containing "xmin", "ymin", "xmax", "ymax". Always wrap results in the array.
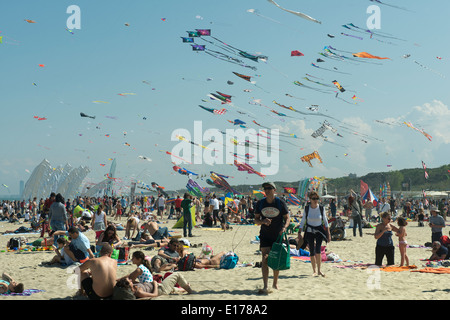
[
  {"xmin": 9, "ymin": 238, "xmax": 21, "ymax": 250},
  {"xmin": 303, "ymin": 205, "xmax": 325, "ymax": 231},
  {"xmin": 220, "ymin": 252, "xmax": 239, "ymax": 269},
  {"xmin": 177, "ymin": 253, "xmax": 196, "ymax": 271}
]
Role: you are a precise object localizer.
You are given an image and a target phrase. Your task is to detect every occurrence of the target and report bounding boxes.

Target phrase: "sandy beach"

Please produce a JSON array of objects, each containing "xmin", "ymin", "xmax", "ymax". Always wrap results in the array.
[{"xmin": 1, "ymin": 207, "xmax": 449, "ymax": 301}]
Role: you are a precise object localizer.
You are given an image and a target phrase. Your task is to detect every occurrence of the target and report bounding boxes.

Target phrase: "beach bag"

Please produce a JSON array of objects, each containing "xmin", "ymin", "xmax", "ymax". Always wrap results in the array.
[
  {"xmin": 267, "ymin": 233, "xmax": 290, "ymax": 271},
  {"xmin": 118, "ymin": 247, "xmax": 129, "ymax": 261},
  {"xmin": 177, "ymin": 253, "xmax": 196, "ymax": 271},
  {"xmin": 220, "ymin": 252, "xmax": 239, "ymax": 269}
]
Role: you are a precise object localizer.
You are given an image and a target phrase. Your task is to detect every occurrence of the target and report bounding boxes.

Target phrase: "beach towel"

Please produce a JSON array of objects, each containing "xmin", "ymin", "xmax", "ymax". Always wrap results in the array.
[
  {"xmin": 1, "ymin": 289, "xmax": 44, "ymax": 296},
  {"xmin": 380, "ymin": 265, "xmax": 417, "ymax": 272},
  {"xmin": 411, "ymin": 267, "xmax": 450, "ymax": 274}
]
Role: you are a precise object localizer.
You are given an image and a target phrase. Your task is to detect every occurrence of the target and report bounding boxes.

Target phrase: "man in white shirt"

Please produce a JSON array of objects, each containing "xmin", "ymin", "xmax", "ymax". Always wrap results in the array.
[
  {"xmin": 379, "ymin": 198, "xmax": 391, "ymax": 214},
  {"xmin": 209, "ymin": 195, "xmax": 220, "ymax": 226},
  {"xmin": 157, "ymin": 195, "xmax": 165, "ymax": 218}
]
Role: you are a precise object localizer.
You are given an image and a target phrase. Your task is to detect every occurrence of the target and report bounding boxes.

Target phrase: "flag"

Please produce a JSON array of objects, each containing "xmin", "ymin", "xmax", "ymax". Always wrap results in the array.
[{"xmin": 360, "ymin": 180, "xmax": 369, "ymax": 198}]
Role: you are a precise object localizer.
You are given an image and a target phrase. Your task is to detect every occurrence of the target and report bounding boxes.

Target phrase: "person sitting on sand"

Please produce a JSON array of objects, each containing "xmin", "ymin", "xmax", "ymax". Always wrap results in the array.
[
  {"xmin": 429, "ymin": 241, "xmax": 449, "ymax": 261},
  {"xmin": 54, "ymin": 227, "xmax": 94, "ymax": 262},
  {"xmin": 76, "ymin": 244, "xmax": 117, "ymax": 300},
  {"xmin": 0, "ymin": 272, "xmax": 24, "ymax": 294},
  {"xmin": 151, "ymin": 239, "xmax": 180, "ymax": 273},
  {"xmin": 141, "ymin": 221, "xmax": 169, "ymax": 241},
  {"xmin": 119, "ymin": 251, "xmax": 153, "ymax": 284},
  {"xmin": 41, "ymin": 237, "xmax": 75, "ymax": 266},
  {"xmin": 96, "ymin": 225, "xmax": 123, "ymax": 251},
  {"xmin": 115, "ymin": 271, "xmax": 194, "ymax": 299}
]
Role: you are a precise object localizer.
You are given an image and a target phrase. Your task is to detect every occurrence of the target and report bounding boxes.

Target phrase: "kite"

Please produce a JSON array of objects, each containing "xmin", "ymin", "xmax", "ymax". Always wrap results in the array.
[
  {"xmin": 403, "ymin": 121, "xmax": 432, "ymax": 141},
  {"xmin": 267, "ymin": 0, "xmax": 321, "ymax": 24},
  {"xmin": 291, "ymin": 50, "xmax": 304, "ymax": 57},
  {"xmin": 311, "ymin": 63, "xmax": 351, "ymax": 75},
  {"xmin": 232, "ymin": 72, "xmax": 253, "ymax": 82},
  {"xmin": 283, "ymin": 187, "xmax": 297, "ymax": 194},
  {"xmin": 228, "ymin": 119, "xmax": 247, "ymax": 128},
  {"xmin": 413, "ymin": 60, "xmax": 445, "ymax": 78},
  {"xmin": 186, "ymin": 179, "xmax": 210, "ymax": 198},
  {"xmin": 80, "ymin": 112, "xmax": 95, "ymax": 119},
  {"xmin": 300, "ymin": 151, "xmax": 323, "ymax": 167},
  {"xmin": 342, "ymin": 23, "xmax": 406, "ymax": 43},
  {"xmin": 209, "ymin": 172, "xmax": 240, "ymax": 194},
  {"xmin": 33, "ymin": 116, "xmax": 47, "ymax": 121},
  {"xmin": 176, "ymin": 135, "xmax": 210, "ymax": 150},
  {"xmin": 173, "ymin": 166, "xmax": 198, "ymax": 176},
  {"xmin": 2, "ymin": 184, "xmax": 10, "ymax": 193},
  {"xmin": 293, "ymin": 80, "xmax": 333, "ymax": 93},
  {"xmin": 151, "ymin": 182, "xmax": 169, "ymax": 198},
  {"xmin": 118, "ymin": 93, "xmax": 136, "ymax": 96},
  {"xmin": 287, "ymin": 194, "xmax": 302, "ymax": 206},
  {"xmin": 369, "ymin": 0, "xmax": 413, "ymax": 12},
  {"xmin": 163, "ymin": 151, "xmax": 192, "ymax": 164},
  {"xmin": 332, "ymin": 80, "xmax": 346, "ymax": 92},
  {"xmin": 352, "ymin": 52, "xmax": 390, "ymax": 60},
  {"xmin": 24, "ymin": 19, "xmax": 36, "ymax": 23},
  {"xmin": 38, "ymin": 64, "xmax": 45, "ymax": 67},
  {"xmin": 138, "ymin": 155, "xmax": 152, "ymax": 162},
  {"xmin": 234, "ymin": 160, "xmax": 266, "ymax": 178},
  {"xmin": 199, "ymin": 105, "xmax": 227, "ymax": 115},
  {"xmin": 65, "ymin": 28, "xmax": 74, "ymax": 35},
  {"xmin": 182, "ymin": 29, "xmax": 266, "ymax": 70},
  {"xmin": 247, "ymin": 8, "xmax": 282, "ymax": 25},
  {"xmin": 422, "ymin": 161, "xmax": 429, "ymax": 179},
  {"xmin": 341, "ymin": 32, "xmax": 363, "ymax": 40}
]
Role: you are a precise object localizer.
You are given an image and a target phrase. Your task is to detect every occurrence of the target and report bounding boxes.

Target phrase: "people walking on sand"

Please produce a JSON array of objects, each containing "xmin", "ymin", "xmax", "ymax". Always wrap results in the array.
[{"xmin": 254, "ymin": 182, "xmax": 290, "ymax": 294}]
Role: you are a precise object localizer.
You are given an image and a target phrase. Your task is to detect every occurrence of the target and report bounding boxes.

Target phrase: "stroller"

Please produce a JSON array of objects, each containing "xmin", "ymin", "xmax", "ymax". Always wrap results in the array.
[{"xmin": 328, "ymin": 216, "xmax": 346, "ymax": 241}]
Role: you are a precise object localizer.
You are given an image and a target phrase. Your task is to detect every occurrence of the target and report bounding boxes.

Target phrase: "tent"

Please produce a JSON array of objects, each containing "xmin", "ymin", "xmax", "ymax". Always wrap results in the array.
[
  {"xmin": 321, "ymin": 195, "xmax": 336, "ymax": 199},
  {"xmin": 362, "ymin": 188, "xmax": 378, "ymax": 206},
  {"xmin": 172, "ymin": 205, "xmax": 197, "ymax": 228}
]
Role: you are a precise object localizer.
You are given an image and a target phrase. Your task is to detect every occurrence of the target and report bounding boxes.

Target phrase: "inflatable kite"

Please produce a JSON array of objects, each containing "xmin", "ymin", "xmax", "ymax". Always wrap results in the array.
[{"xmin": 300, "ymin": 151, "xmax": 323, "ymax": 167}]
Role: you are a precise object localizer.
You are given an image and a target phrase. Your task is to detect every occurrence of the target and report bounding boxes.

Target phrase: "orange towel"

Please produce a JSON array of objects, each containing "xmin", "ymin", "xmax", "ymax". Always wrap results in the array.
[
  {"xmin": 412, "ymin": 267, "xmax": 450, "ymax": 274},
  {"xmin": 381, "ymin": 265, "xmax": 417, "ymax": 272}
]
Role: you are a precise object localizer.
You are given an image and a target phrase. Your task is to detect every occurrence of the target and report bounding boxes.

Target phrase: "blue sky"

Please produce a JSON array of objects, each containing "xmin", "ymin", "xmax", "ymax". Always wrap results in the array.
[{"xmin": 1, "ymin": 0, "xmax": 449, "ymax": 195}]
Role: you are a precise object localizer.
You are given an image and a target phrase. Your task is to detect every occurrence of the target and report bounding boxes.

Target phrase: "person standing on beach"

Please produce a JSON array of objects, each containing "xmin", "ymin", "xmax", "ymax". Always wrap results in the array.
[
  {"xmin": 181, "ymin": 193, "xmax": 193, "ymax": 237},
  {"xmin": 297, "ymin": 191, "xmax": 331, "ymax": 277},
  {"xmin": 349, "ymin": 195, "xmax": 363, "ymax": 237},
  {"xmin": 374, "ymin": 212, "xmax": 399, "ymax": 266},
  {"xmin": 41, "ymin": 193, "xmax": 56, "ymax": 237},
  {"xmin": 254, "ymin": 182, "xmax": 290, "ymax": 294},
  {"xmin": 48, "ymin": 193, "xmax": 69, "ymax": 244},
  {"xmin": 429, "ymin": 206, "xmax": 445, "ymax": 243}
]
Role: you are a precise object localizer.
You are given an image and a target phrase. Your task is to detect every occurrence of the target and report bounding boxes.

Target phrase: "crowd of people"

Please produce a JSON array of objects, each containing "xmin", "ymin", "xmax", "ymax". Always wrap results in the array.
[{"xmin": 1, "ymin": 187, "xmax": 450, "ymax": 298}]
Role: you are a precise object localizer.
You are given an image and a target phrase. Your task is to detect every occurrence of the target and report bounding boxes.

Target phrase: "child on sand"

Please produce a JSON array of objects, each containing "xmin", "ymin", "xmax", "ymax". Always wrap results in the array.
[{"xmin": 396, "ymin": 217, "xmax": 409, "ymax": 266}]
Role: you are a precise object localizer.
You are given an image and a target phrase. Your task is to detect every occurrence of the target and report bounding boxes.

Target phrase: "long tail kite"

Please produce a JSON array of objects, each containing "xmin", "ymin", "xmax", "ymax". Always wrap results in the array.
[{"xmin": 267, "ymin": 0, "xmax": 321, "ymax": 24}]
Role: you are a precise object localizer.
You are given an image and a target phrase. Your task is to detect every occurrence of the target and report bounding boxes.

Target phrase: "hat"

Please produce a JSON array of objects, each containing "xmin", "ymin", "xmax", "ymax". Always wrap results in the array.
[
  {"xmin": 262, "ymin": 182, "xmax": 276, "ymax": 189},
  {"xmin": 430, "ymin": 206, "xmax": 440, "ymax": 212}
]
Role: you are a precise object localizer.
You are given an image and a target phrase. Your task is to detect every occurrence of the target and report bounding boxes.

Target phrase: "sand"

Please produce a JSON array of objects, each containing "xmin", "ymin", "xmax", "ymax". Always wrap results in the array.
[{"xmin": 1, "ymin": 208, "xmax": 449, "ymax": 301}]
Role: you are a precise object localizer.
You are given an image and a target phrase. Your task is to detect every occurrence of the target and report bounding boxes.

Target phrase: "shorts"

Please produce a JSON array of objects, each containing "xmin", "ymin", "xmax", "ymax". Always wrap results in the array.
[
  {"xmin": 81, "ymin": 278, "xmax": 112, "ymax": 300},
  {"xmin": 69, "ymin": 243, "xmax": 88, "ymax": 261},
  {"xmin": 259, "ymin": 233, "xmax": 278, "ymax": 249}
]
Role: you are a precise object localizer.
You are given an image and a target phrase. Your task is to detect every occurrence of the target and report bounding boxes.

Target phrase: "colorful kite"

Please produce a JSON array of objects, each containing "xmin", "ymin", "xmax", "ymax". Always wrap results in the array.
[
  {"xmin": 352, "ymin": 52, "xmax": 390, "ymax": 60},
  {"xmin": 332, "ymin": 80, "xmax": 346, "ymax": 92},
  {"xmin": 234, "ymin": 160, "xmax": 266, "ymax": 178},
  {"xmin": 422, "ymin": 161, "xmax": 429, "ymax": 179},
  {"xmin": 209, "ymin": 172, "xmax": 240, "ymax": 194},
  {"xmin": 300, "ymin": 151, "xmax": 323, "ymax": 167},
  {"xmin": 173, "ymin": 166, "xmax": 198, "ymax": 176},
  {"xmin": 163, "ymin": 151, "xmax": 192, "ymax": 164},
  {"xmin": 232, "ymin": 72, "xmax": 253, "ymax": 82},
  {"xmin": 403, "ymin": 121, "xmax": 432, "ymax": 141},
  {"xmin": 199, "ymin": 105, "xmax": 227, "ymax": 115},
  {"xmin": 24, "ymin": 19, "xmax": 36, "ymax": 23}
]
